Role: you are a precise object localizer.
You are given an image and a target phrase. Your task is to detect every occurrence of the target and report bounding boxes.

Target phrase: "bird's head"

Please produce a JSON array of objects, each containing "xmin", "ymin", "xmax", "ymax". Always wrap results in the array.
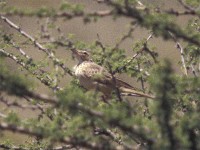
[{"xmin": 71, "ymin": 49, "xmax": 90, "ymax": 62}]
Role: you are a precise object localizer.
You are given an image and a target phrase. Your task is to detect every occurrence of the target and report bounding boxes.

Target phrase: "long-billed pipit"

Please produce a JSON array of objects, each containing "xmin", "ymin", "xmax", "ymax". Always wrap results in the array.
[{"xmin": 71, "ymin": 49, "xmax": 154, "ymax": 99}]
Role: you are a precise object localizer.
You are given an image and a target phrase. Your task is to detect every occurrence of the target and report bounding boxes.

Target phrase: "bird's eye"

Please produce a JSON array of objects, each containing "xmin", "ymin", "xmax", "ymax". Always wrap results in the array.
[{"xmin": 83, "ymin": 52, "xmax": 88, "ymax": 55}]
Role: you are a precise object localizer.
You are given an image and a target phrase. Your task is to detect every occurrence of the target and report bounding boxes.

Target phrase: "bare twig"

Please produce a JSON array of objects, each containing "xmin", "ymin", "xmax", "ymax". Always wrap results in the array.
[
  {"xmin": 96, "ymin": 0, "xmax": 106, "ymax": 3},
  {"xmin": 0, "ymin": 112, "xmax": 7, "ymax": 118},
  {"xmin": 0, "ymin": 96, "xmax": 42, "ymax": 111},
  {"xmin": 96, "ymin": 37, "xmax": 123, "ymax": 101},
  {"xmin": 108, "ymin": 63, "xmax": 123, "ymax": 102},
  {"xmin": 24, "ymin": 92, "xmax": 57, "ymax": 104},
  {"xmin": 94, "ymin": 127, "xmax": 133, "ymax": 150},
  {"xmin": 87, "ymin": 10, "xmax": 113, "ymax": 17},
  {"xmin": 113, "ymin": 23, "xmax": 137, "ymax": 50},
  {"xmin": 137, "ymin": 62, "xmax": 145, "ymax": 91},
  {"xmin": 76, "ymin": 103, "xmax": 154, "ymax": 146},
  {"xmin": 113, "ymin": 33, "xmax": 153, "ymax": 74},
  {"xmin": 23, "ymin": 96, "xmax": 53, "ymax": 120},
  {"xmin": 190, "ymin": 64, "xmax": 197, "ymax": 77},
  {"xmin": 52, "ymin": 145, "xmax": 74, "ymax": 150},
  {"xmin": 2, "ymin": 8, "xmax": 113, "ymax": 18},
  {"xmin": 0, "ymin": 122, "xmax": 102, "ymax": 149},
  {"xmin": 10, "ymin": 41, "xmax": 31, "ymax": 60},
  {"xmin": 95, "ymin": 34, "xmax": 107, "ymax": 65},
  {"xmin": 178, "ymin": 0, "xmax": 196, "ymax": 11},
  {"xmin": 0, "ymin": 144, "xmax": 28, "ymax": 150},
  {"xmin": 10, "ymin": 39, "xmax": 56, "ymax": 85},
  {"xmin": 121, "ymin": 92, "xmax": 155, "ymax": 99},
  {"xmin": 176, "ymin": 43, "xmax": 188, "ymax": 76},
  {"xmin": 104, "ymin": 0, "xmax": 200, "ymax": 47},
  {"xmin": 0, "ymin": 71, "xmax": 57, "ymax": 104},
  {"xmin": 0, "ymin": 15, "xmax": 73, "ymax": 76},
  {"xmin": 0, "ymin": 16, "xmax": 50, "ymax": 55},
  {"xmin": 0, "ymin": 122, "xmax": 42, "ymax": 137},
  {"xmin": 169, "ymin": 32, "xmax": 188, "ymax": 76},
  {"xmin": 165, "ymin": 9, "xmax": 197, "ymax": 16},
  {"xmin": 0, "ymin": 48, "xmax": 62, "ymax": 90},
  {"xmin": 165, "ymin": 0, "xmax": 200, "ymax": 17}
]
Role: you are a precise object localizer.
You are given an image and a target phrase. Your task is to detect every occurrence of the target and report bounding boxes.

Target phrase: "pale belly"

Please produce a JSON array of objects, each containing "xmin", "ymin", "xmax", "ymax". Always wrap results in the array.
[{"xmin": 74, "ymin": 62, "xmax": 113, "ymax": 96}]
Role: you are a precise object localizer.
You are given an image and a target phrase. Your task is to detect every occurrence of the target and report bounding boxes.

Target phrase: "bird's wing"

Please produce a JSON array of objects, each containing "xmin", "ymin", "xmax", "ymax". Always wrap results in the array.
[
  {"xmin": 113, "ymin": 76, "xmax": 137, "ymax": 90},
  {"xmin": 83, "ymin": 62, "xmax": 136, "ymax": 90},
  {"xmin": 82, "ymin": 62, "xmax": 106, "ymax": 78},
  {"xmin": 81, "ymin": 62, "xmax": 154, "ymax": 98}
]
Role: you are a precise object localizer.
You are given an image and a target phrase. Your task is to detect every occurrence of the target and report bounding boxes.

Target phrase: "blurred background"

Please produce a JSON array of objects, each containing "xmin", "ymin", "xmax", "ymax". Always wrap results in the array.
[{"xmin": 0, "ymin": 0, "xmax": 192, "ymax": 144}]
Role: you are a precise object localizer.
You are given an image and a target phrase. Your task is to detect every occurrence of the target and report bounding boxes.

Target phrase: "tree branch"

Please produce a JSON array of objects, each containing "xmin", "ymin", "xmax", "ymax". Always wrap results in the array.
[
  {"xmin": 0, "ymin": 121, "xmax": 103, "ymax": 149},
  {"xmin": 0, "ymin": 96, "xmax": 43, "ymax": 111},
  {"xmin": 169, "ymin": 32, "xmax": 188, "ymax": 76},
  {"xmin": 0, "ymin": 48, "xmax": 62, "ymax": 91},
  {"xmin": 113, "ymin": 33, "xmax": 153, "ymax": 74},
  {"xmin": 104, "ymin": 0, "xmax": 200, "ymax": 47},
  {"xmin": 94, "ymin": 127, "xmax": 133, "ymax": 150},
  {"xmin": 0, "ymin": 15, "xmax": 73, "ymax": 76}
]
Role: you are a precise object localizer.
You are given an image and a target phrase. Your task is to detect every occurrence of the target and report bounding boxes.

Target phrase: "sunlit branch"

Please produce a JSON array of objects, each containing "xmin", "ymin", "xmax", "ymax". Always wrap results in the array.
[
  {"xmin": 0, "ymin": 48, "xmax": 62, "ymax": 91},
  {"xmin": 94, "ymin": 127, "xmax": 133, "ymax": 149},
  {"xmin": 113, "ymin": 33, "xmax": 153, "ymax": 74},
  {"xmin": 104, "ymin": 0, "xmax": 200, "ymax": 47},
  {"xmin": 0, "ymin": 96, "xmax": 42, "ymax": 111},
  {"xmin": 0, "ymin": 143, "xmax": 28, "ymax": 150},
  {"xmin": 169, "ymin": 32, "xmax": 188, "ymax": 76},
  {"xmin": 0, "ymin": 122, "xmax": 103, "ymax": 149},
  {"xmin": 0, "ymin": 15, "xmax": 73, "ymax": 76},
  {"xmin": 75, "ymin": 103, "xmax": 154, "ymax": 146}
]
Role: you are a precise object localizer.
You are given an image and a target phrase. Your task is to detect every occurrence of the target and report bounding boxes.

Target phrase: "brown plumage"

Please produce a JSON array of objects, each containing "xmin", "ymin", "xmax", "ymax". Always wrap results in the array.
[{"xmin": 71, "ymin": 49, "xmax": 154, "ymax": 99}]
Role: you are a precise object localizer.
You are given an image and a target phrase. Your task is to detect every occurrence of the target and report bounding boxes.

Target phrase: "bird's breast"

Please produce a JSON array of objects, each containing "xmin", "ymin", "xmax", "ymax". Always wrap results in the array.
[{"xmin": 74, "ymin": 62, "xmax": 92, "ymax": 77}]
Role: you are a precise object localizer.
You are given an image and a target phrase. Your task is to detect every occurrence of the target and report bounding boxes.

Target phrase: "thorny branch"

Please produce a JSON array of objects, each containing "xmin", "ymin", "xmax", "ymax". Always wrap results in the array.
[
  {"xmin": 169, "ymin": 32, "xmax": 188, "ymax": 76},
  {"xmin": 165, "ymin": 9, "xmax": 198, "ymax": 16},
  {"xmin": 10, "ymin": 40, "xmax": 32, "ymax": 60},
  {"xmin": 178, "ymin": 0, "xmax": 199, "ymax": 11},
  {"xmin": 94, "ymin": 127, "xmax": 133, "ymax": 150},
  {"xmin": 95, "ymin": 33, "xmax": 155, "ymax": 99},
  {"xmin": 76, "ymin": 103, "xmax": 154, "ymax": 147},
  {"xmin": 1, "ymin": 8, "xmax": 113, "ymax": 19},
  {"xmin": 0, "ymin": 96, "xmax": 42, "ymax": 111},
  {"xmin": 0, "ymin": 15, "xmax": 73, "ymax": 76},
  {"xmin": 96, "ymin": 35, "xmax": 123, "ymax": 102},
  {"xmin": 0, "ymin": 48, "xmax": 62, "ymax": 91},
  {"xmin": 0, "ymin": 1, "xmax": 199, "ymax": 149},
  {"xmin": 0, "ymin": 122, "xmax": 104, "ymax": 149},
  {"xmin": 113, "ymin": 23, "xmax": 138, "ymax": 50},
  {"xmin": 0, "ymin": 142, "xmax": 74, "ymax": 150},
  {"xmin": 113, "ymin": 33, "xmax": 153, "ymax": 74},
  {"xmin": 0, "ymin": 71, "xmax": 57, "ymax": 104},
  {"xmin": 0, "ymin": 144, "xmax": 28, "ymax": 150},
  {"xmin": 164, "ymin": 0, "xmax": 200, "ymax": 17},
  {"xmin": 103, "ymin": 0, "xmax": 200, "ymax": 47},
  {"xmin": 190, "ymin": 64, "xmax": 198, "ymax": 77}
]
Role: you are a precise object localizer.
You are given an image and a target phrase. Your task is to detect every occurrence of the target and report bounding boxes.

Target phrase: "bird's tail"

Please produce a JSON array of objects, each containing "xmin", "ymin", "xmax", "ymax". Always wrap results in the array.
[{"xmin": 120, "ymin": 87, "xmax": 155, "ymax": 99}]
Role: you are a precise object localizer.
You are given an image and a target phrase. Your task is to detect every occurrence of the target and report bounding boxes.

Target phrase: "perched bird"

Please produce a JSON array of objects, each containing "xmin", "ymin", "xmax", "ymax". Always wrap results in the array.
[{"xmin": 71, "ymin": 49, "xmax": 154, "ymax": 99}]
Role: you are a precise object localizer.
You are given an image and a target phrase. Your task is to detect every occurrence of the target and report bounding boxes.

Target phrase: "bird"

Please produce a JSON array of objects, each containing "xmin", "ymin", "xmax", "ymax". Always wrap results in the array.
[{"xmin": 71, "ymin": 49, "xmax": 155, "ymax": 100}]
